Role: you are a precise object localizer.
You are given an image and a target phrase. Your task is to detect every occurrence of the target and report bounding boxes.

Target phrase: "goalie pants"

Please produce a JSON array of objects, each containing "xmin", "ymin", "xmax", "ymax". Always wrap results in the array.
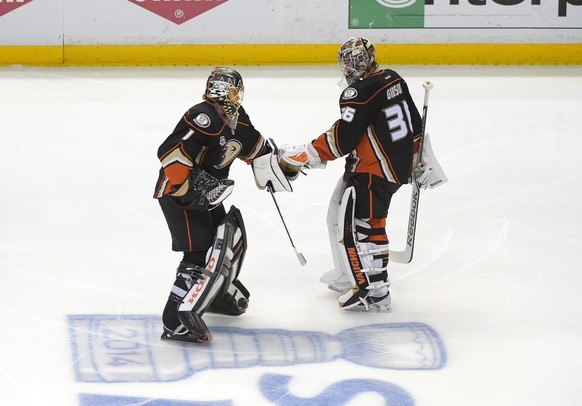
[
  {"xmin": 342, "ymin": 172, "xmax": 400, "ymax": 220},
  {"xmin": 158, "ymin": 194, "xmax": 227, "ymax": 262}
]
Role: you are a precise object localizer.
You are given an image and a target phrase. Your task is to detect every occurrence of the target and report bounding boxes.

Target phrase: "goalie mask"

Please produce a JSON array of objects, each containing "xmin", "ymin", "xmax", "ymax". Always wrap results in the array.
[
  {"xmin": 205, "ymin": 67, "xmax": 245, "ymax": 124},
  {"xmin": 337, "ymin": 37, "xmax": 378, "ymax": 85}
]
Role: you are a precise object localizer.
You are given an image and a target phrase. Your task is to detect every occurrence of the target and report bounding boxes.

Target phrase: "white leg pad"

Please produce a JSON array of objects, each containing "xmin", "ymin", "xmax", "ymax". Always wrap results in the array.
[{"xmin": 320, "ymin": 177, "xmax": 352, "ymax": 291}]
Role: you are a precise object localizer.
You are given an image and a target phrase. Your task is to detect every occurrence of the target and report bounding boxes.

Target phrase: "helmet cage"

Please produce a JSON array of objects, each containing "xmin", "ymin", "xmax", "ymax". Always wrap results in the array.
[
  {"xmin": 206, "ymin": 68, "xmax": 245, "ymax": 121},
  {"xmin": 337, "ymin": 38, "xmax": 376, "ymax": 85}
]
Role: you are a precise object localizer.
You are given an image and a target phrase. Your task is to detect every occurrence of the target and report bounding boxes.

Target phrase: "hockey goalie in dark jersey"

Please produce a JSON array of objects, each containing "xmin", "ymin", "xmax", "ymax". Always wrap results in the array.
[
  {"xmin": 280, "ymin": 37, "xmax": 447, "ymax": 312},
  {"xmin": 154, "ymin": 67, "xmax": 297, "ymax": 343}
]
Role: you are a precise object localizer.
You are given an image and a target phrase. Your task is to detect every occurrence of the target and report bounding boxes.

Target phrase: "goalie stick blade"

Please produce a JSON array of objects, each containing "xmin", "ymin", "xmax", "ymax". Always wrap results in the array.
[
  {"xmin": 295, "ymin": 249, "xmax": 307, "ymax": 266},
  {"xmin": 389, "ymin": 248, "xmax": 413, "ymax": 264}
]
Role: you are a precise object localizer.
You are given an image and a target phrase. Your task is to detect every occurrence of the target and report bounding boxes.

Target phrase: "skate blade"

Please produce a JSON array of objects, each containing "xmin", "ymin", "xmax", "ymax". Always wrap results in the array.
[{"xmin": 160, "ymin": 330, "xmax": 212, "ymax": 344}]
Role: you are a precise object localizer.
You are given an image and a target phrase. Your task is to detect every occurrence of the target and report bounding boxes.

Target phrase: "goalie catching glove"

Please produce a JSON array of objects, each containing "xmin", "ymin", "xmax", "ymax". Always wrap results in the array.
[
  {"xmin": 413, "ymin": 133, "xmax": 448, "ymax": 190},
  {"xmin": 170, "ymin": 167, "xmax": 234, "ymax": 210}
]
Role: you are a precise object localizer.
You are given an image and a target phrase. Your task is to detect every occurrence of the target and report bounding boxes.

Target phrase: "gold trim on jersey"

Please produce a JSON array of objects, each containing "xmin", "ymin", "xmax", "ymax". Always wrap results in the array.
[
  {"xmin": 325, "ymin": 125, "xmax": 343, "ymax": 159},
  {"xmin": 366, "ymin": 126, "xmax": 398, "ymax": 184},
  {"xmin": 161, "ymin": 146, "xmax": 194, "ymax": 169}
]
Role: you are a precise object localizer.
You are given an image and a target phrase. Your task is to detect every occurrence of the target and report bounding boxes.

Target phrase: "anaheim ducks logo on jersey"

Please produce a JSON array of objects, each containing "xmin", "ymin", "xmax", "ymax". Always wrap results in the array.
[{"xmin": 215, "ymin": 139, "xmax": 242, "ymax": 169}]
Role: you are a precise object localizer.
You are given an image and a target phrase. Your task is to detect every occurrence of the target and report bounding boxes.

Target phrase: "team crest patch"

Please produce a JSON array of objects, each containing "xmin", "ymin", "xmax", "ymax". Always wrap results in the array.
[
  {"xmin": 219, "ymin": 136, "xmax": 226, "ymax": 146},
  {"xmin": 215, "ymin": 139, "xmax": 242, "ymax": 169},
  {"xmin": 195, "ymin": 113, "xmax": 211, "ymax": 128},
  {"xmin": 342, "ymin": 87, "xmax": 358, "ymax": 100}
]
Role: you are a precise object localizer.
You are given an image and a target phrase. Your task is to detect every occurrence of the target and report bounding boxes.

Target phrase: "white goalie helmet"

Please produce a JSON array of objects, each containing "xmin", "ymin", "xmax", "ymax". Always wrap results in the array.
[
  {"xmin": 205, "ymin": 67, "xmax": 245, "ymax": 121},
  {"xmin": 337, "ymin": 37, "xmax": 379, "ymax": 85}
]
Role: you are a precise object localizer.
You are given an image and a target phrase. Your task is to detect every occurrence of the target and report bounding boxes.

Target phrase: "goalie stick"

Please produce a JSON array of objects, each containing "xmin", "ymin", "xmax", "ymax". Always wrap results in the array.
[
  {"xmin": 389, "ymin": 81, "xmax": 433, "ymax": 264},
  {"xmin": 267, "ymin": 184, "xmax": 307, "ymax": 266},
  {"xmin": 263, "ymin": 138, "xmax": 307, "ymax": 266}
]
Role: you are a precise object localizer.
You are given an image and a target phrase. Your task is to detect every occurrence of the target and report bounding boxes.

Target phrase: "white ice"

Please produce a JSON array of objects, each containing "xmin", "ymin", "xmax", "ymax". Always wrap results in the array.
[{"xmin": 1, "ymin": 65, "xmax": 581, "ymax": 406}]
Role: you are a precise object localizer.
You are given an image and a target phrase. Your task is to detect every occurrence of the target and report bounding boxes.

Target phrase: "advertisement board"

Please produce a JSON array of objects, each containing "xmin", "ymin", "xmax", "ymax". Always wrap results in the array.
[
  {"xmin": 349, "ymin": 0, "xmax": 582, "ymax": 29},
  {"xmin": 0, "ymin": 0, "xmax": 580, "ymax": 64}
]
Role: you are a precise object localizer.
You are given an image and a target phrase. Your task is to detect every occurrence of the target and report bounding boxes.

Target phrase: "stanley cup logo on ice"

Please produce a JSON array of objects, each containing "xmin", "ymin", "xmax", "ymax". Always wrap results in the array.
[
  {"xmin": 68, "ymin": 315, "xmax": 446, "ymax": 382},
  {"xmin": 128, "ymin": 0, "xmax": 229, "ymax": 25}
]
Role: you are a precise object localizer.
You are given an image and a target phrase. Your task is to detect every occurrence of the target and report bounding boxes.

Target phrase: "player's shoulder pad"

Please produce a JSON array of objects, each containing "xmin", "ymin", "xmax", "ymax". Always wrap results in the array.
[
  {"xmin": 340, "ymin": 86, "xmax": 360, "ymax": 102},
  {"xmin": 185, "ymin": 103, "xmax": 221, "ymax": 131}
]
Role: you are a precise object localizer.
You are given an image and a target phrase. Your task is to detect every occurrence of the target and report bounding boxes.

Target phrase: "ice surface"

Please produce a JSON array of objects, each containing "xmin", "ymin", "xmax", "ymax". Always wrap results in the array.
[{"xmin": 1, "ymin": 65, "xmax": 581, "ymax": 405}]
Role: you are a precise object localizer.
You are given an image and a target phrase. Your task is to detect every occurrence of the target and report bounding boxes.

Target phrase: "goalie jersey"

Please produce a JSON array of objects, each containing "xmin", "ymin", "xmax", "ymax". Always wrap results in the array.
[
  {"xmin": 153, "ymin": 102, "xmax": 268, "ymax": 199},
  {"xmin": 311, "ymin": 69, "xmax": 422, "ymax": 185}
]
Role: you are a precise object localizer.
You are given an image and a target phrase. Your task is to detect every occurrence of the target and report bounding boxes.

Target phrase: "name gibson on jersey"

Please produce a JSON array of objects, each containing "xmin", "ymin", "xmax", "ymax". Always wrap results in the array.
[{"xmin": 386, "ymin": 82, "xmax": 403, "ymax": 100}]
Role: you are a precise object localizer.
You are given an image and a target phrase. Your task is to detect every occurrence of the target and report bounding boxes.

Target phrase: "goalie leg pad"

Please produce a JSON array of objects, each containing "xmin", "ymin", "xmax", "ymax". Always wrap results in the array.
[
  {"xmin": 321, "ymin": 177, "xmax": 352, "ymax": 292},
  {"xmin": 335, "ymin": 187, "xmax": 391, "ymax": 311},
  {"xmin": 208, "ymin": 279, "xmax": 250, "ymax": 316},
  {"xmin": 178, "ymin": 206, "xmax": 248, "ymax": 315},
  {"xmin": 207, "ymin": 206, "xmax": 250, "ymax": 315},
  {"xmin": 163, "ymin": 206, "xmax": 249, "ymax": 342},
  {"xmin": 161, "ymin": 262, "xmax": 212, "ymax": 343}
]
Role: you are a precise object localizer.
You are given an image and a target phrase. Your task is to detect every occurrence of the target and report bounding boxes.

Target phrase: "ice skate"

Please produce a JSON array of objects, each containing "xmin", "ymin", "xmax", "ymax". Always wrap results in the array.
[
  {"xmin": 338, "ymin": 286, "xmax": 391, "ymax": 312},
  {"xmin": 160, "ymin": 317, "xmax": 212, "ymax": 344}
]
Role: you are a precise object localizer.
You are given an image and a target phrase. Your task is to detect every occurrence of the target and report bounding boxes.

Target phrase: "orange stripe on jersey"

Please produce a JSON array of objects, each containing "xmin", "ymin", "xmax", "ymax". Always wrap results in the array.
[
  {"xmin": 165, "ymin": 163, "xmax": 190, "ymax": 187},
  {"xmin": 367, "ymin": 125, "xmax": 401, "ymax": 184},
  {"xmin": 414, "ymin": 139, "xmax": 421, "ymax": 154},
  {"xmin": 160, "ymin": 142, "xmax": 194, "ymax": 188},
  {"xmin": 354, "ymin": 133, "xmax": 384, "ymax": 178},
  {"xmin": 312, "ymin": 133, "xmax": 338, "ymax": 162},
  {"xmin": 184, "ymin": 209, "xmax": 193, "ymax": 252}
]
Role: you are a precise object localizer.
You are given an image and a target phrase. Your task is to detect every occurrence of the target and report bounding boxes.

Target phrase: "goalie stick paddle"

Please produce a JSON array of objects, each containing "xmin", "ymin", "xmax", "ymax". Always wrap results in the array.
[
  {"xmin": 267, "ymin": 184, "xmax": 307, "ymax": 266},
  {"xmin": 390, "ymin": 81, "xmax": 433, "ymax": 264}
]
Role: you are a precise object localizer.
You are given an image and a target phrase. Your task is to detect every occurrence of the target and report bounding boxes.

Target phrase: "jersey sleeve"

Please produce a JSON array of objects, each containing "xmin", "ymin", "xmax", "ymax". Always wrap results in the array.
[
  {"xmin": 310, "ymin": 85, "xmax": 373, "ymax": 162},
  {"xmin": 154, "ymin": 108, "xmax": 217, "ymax": 198},
  {"xmin": 234, "ymin": 106, "xmax": 271, "ymax": 163}
]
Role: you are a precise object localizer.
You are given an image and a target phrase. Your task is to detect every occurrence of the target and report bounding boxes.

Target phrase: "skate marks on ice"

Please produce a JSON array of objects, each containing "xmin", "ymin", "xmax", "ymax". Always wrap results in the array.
[{"xmin": 69, "ymin": 315, "xmax": 446, "ymax": 405}]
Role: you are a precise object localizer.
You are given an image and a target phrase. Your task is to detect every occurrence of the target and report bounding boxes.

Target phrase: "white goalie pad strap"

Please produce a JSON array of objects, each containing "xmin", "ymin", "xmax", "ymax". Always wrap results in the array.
[
  {"xmin": 353, "ymin": 218, "xmax": 389, "ymax": 273},
  {"xmin": 415, "ymin": 133, "xmax": 448, "ymax": 190},
  {"xmin": 252, "ymin": 152, "xmax": 292, "ymax": 193}
]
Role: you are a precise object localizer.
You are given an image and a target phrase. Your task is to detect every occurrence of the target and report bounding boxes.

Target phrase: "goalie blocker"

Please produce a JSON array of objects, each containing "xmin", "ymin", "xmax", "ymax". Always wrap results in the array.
[{"xmin": 161, "ymin": 206, "xmax": 250, "ymax": 343}]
